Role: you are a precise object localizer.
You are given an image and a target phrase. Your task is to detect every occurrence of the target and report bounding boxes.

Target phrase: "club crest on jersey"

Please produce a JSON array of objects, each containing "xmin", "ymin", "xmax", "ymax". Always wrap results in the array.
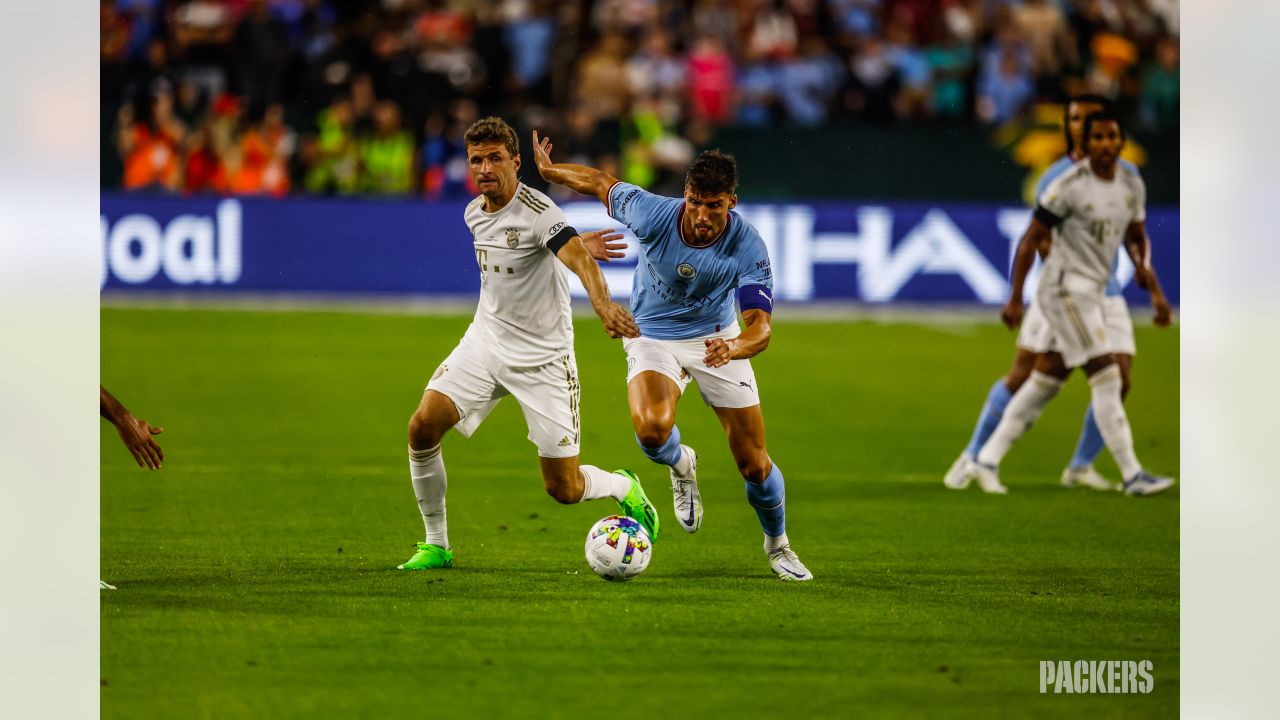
[
  {"xmin": 505, "ymin": 228, "xmax": 520, "ymax": 248},
  {"xmin": 676, "ymin": 263, "xmax": 697, "ymax": 280}
]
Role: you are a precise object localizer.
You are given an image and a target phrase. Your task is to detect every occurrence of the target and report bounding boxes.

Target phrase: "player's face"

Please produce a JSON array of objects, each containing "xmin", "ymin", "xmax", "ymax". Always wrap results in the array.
[
  {"xmin": 682, "ymin": 188, "xmax": 737, "ymax": 245},
  {"xmin": 1067, "ymin": 101, "xmax": 1104, "ymax": 157},
  {"xmin": 1084, "ymin": 120, "xmax": 1123, "ymax": 170},
  {"xmin": 467, "ymin": 141, "xmax": 521, "ymax": 202}
]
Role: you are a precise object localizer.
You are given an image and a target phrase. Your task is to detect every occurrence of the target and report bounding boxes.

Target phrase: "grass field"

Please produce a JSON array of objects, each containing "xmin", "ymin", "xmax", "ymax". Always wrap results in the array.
[{"xmin": 101, "ymin": 307, "xmax": 1179, "ymax": 718}]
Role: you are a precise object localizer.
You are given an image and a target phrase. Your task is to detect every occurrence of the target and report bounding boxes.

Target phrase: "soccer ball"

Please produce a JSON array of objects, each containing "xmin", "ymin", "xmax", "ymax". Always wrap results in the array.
[{"xmin": 584, "ymin": 515, "xmax": 652, "ymax": 581}]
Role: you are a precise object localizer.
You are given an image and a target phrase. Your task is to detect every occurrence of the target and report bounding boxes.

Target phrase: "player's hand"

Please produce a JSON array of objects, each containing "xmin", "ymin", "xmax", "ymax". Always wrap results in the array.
[
  {"xmin": 704, "ymin": 338, "xmax": 736, "ymax": 368},
  {"xmin": 1000, "ymin": 299, "xmax": 1024, "ymax": 330},
  {"xmin": 579, "ymin": 229, "xmax": 627, "ymax": 262},
  {"xmin": 1152, "ymin": 294, "xmax": 1172, "ymax": 327},
  {"xmin": 595, "ymin": 300, "xmax": 639, "ymax": 339},
  {"xmin": 116, "ymin": 414, "xmax": 165, "ymax": 470},
  {"xmin": 531, "ymin": 130, "xmax": 554, "ymax": 178}
]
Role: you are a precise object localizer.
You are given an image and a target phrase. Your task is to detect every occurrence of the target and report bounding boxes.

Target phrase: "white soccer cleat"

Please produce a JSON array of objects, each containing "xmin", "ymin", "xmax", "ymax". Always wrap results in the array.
[
  {"xmin": 1061, "ymin": 465, "xmax": 1120, "ymax": 491},
  {"xmin": 944, "ymin": 453, "xmax": 975, "ymax": 490},
  {"xmin": 670, "ymin": 445, "xmax": 703, "ymax": 533},
  {"xmin": 100, "ymin": 580, "xmax": 117, "ymax": 590},
  {"xmin": 972, "ymin": 462, "xmax": 1009, "ymax": 494},
  {"xmin": 768, "ymin": 544, "xmax": 813, "ymax": 582},
  {"xmin": 1123, "ymin": 471, "xmax": 1176, "ymax": 497}
]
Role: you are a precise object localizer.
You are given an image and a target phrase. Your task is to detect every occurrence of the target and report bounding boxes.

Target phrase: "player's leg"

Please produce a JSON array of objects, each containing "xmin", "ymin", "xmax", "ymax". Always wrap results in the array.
[
  {"xmin": 712, "ymin": 404, "xmax": 811, "ymax": 581},
  {"xmin": 400, "ymin": 346, "xmax": 506, "ymax": 571},
  {"xmin": 510, "ymin": 352, "xmax": 661, "ymax": 540},
  {"xmin": 1063, "ymin": 353, "xmax": 1132, "ymax": 490},
  {"xmin": 401, "ymin": 389, "xmax": 461, "ymax": 570},
  {"xmin": 625, "ymin": 335, "xmax": 698, "ymax": 531},
  {"xmin": 1063, "ymin": 295, "xmax": 1137, "ymax": 490},
  {"xmin": 1080, "ymin": 354, "xmax": 1174, "ymax": 496},
  {"xmin": 945, "ymin": 347, "xmax": 1036, "ymax": 489},
  {"xmin": 970, "ymin": 351, "xmax": 1071, "ymax": 493}
]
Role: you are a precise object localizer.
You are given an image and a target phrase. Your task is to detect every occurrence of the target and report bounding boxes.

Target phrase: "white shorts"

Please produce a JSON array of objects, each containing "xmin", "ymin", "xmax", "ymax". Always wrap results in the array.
[
  {"xmin": 426, "ymin": 332, "xmax": 580, "ymax": 459},
  {"xmin": 1018, "ymin": 294, "xmax": 1135, "ymax": 358},
  {"xmin": 1034, "ymin": 276, "xmax": 1113, "ymax": 369},
  {"xmin": 623, "ymin": 327, "xmax": 761, "ymax": 408}
]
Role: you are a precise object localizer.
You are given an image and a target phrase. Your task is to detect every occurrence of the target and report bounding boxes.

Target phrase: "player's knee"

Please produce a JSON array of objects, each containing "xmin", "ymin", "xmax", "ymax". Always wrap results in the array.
[
  {"xmin": 634, "ymin": 420, "xmax": 673, "ymax": 449},
  {"xmin": 407, "ymin": 411, "xmax": 443, "ymax": 449},
  {"xmin": 737, "ymin": 454, "xmax": 770, "ymax": 483}
]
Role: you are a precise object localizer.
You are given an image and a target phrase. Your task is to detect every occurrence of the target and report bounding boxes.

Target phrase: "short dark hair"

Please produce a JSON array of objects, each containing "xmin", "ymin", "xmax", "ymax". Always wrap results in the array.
[
  {"xmin": 685, "ymin": 150, "xmax": 738, "ymax": 196},
  {"xmin": 1080, "ymin": 109, "xmax": 1126, "ymax": 152},
  {"xmin": 463, "ymin": 116, "xmax": 519, "ymax": 159},
  {"xmin": 1064, "ymin": 93, "xmax": 1113, "ymax": 155}
]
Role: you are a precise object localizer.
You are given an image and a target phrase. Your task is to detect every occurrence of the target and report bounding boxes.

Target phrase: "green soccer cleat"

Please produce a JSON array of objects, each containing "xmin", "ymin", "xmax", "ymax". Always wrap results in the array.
[
  {"xmin": 615, "ymin": 468, "xmax": 660, "ymax": 543},
  {"xmin": 398, "ymin": 542, "xmax": 453, "ymax": 571}
]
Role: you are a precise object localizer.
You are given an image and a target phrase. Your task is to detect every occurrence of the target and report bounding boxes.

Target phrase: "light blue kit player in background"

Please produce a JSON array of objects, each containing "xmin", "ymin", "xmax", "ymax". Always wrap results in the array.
[
  {"xmin": 944, "ymin": 94, "xmax": 1172, "ymax": 493},
  {"xmin": 531, "ymin": 130, "xmax": 812, "ymax": 581}
]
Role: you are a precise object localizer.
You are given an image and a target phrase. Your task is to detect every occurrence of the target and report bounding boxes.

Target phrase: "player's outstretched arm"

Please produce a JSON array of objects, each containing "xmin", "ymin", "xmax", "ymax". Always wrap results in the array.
[
  {"xmin": 1003, "ymin": 218, "xmax": 1052, "ymax": 329},
  {"xmin": 553, "ymin": 236, "xmax": 640, "ymax": 339},
  {"xmin": 704, "ymin": 309, "xmax": 772, "ymax": 368},
  {"xmin": 1124, "ymin": 220, "xmax": 1172, "ymax": 327},
  {"xmin": 101, "ymin": 386, "xmax": 165, "ymax": 470},
  {"xmin": 531, "ymin": 131, "xmax": 618, "ymax": 206}
]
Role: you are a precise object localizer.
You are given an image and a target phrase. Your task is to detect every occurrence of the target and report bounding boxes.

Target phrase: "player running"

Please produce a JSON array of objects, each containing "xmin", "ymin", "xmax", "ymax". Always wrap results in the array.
[
  {"xmin": 944, "ymin": 94, "xmax": 1173, "ymax": 493},
  {"xmin": 961, "ymin": 109, "xmax": 1175, "ymax": 496},
  {"xmin": 532, "ymin": 134, "xmax": 812, "ymax": 581},
  {"xmin": 398, "ymin": 117, "xmax": 660, "ymax": 572}
]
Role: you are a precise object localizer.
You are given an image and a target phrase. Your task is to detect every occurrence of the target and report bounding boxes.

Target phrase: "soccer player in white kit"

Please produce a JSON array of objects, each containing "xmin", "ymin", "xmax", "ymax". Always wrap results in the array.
[
  {"xmin": 964, "ymin": 110, "xmax": 1176, "ymax": 497},
  {"xmin": 398, "ymin": 118, "xmax": 661, "ymax": 571}
]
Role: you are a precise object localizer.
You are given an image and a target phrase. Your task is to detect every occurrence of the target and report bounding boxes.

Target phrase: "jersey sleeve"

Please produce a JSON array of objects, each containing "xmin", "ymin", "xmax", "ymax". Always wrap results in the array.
[
  {"xmin": 535, "ymin": 204, "xmax": 577, "ymax": 253},
  {"xmin": 606, "ymin": 181, "xmax": 668, "ymax": 240},
  {"xmin": 735, "ymin": 230, "xmax": 775, "ymax": 313},
  {"xmin": 1035, "ymin": 172, "xmax": 1076, "ymax": 227}
]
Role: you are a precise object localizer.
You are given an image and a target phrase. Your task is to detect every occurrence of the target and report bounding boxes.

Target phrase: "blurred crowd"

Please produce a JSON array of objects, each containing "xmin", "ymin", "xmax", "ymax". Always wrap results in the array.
[{"xmin": 102, "ymin": 0, "xmax": 1179, "ymax": 199}]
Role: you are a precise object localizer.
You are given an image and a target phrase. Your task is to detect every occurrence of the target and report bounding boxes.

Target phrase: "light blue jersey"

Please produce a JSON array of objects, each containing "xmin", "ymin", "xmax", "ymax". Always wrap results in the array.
[
  {"xmin": 1035, "ymin": 156, "xmax": 1140, "ymax": 297},
  {"xmin": 607, "ymin": 182, "xmax": 774, "ymax": 340}
]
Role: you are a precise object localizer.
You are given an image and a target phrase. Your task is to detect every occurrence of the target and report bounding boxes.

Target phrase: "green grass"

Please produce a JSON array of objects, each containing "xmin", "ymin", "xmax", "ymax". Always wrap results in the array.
[{"xmin": 101, "ymin": 308, "xmax": 1178, "ymax": 718}]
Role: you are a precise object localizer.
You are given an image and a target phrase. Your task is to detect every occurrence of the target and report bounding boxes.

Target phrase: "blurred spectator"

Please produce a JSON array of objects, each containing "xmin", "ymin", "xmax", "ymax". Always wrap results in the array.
[
  {"xmin": 118, "ymin": 90, "xmax": 187, "ymax": 192},
  {"xmin": 746, "ymin": 0, "xmax": 799, "ymax": 61},
  {"xmin": 842, "ymin": 36, "xmax": 900, "ymax": 123},
  {"xmin": 303, "ymin": 97, "xmax": 359, "ymax": 195},
  {"xmin": 1140, "ymin": 34, "xmax": 1178, "ymax": 131},
  {"xmin": 778, "ymin": 37, "xmax": 843, "ymax": 126},
  {"xmin": 976, "ymin": 44, "xmax": 1035, "ymax": 124},
  {"xmin": 883, "ymin": 20, "xmax": 932, "ymax": 119},
  {"xmin": 686, "ymin": 35, "xmax": 736, "ymax": 125},
  {"xmin": 626, "ymin": 30, "xmax": 686, "ymax": 109},
  {"xmin": 575, "ymin": 34, "xmax": 632, "ymax": 121},
  {"xmin": 924, "ymin": 18, "xmax": 974, "ymax": 119},
  {"xmin": 182, "ymin": 121, "xmax": 226, "ymax": 195},
  {"xmin": 233, "ymin": 0, "xmax": 288, "ymax": 109},
  {"xmin": 831, "ymin": 0, "xmax": 882, "ymax": 39},
  {"xmin": 736, "ymin": 57, "xmax": 780, "ymax": 127},
  {"xmin": 359, "ymin": 101, "xmax": 415, "ymax": 195},
  {"xmin": 1011, "ymin": 0, "xmax": 1074, "ymax": 83},
  {"xmin": 419, "ymin": 100, "xmax": 479, "ymax": 200},
  {"xmin": 503, "ymin": 0, "xmax": 556, "ymax": 102},
  {"xmin": 171, "ymin": 0, "xmax": 235, "ymax": 102}
]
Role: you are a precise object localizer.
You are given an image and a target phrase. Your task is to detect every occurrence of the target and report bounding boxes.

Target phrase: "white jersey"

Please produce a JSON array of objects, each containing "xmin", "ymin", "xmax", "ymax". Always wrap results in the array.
[
  {"xmin": 463, "ymin": 183, "xmax": 576, "ymax": 367},
  {"xmin": 1037, "ymin": 160, "xmax": 1146, "ymax": 291}
]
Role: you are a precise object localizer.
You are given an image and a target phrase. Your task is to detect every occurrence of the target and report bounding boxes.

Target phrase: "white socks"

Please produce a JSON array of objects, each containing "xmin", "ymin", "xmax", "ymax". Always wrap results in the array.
[
  {"xmin": 409, "ymin": 444, "xmax": 448, "ymax": 549},
  {"xmin": 977, "ymin": 371, "xmax": 1063, "ymax": 466},
  {"xmin": 579, "ymin": 465, "xmax": 631, "ymax": 502},
  {"xmin": 765, "ymin": 532, "xmax": 790, "ymax": 554},
  {"xmin": 672, "ymin": 446, "xmax": 694, "ymax": 476},
  {"xmin": 1088, "ymin": 364, "xmax": 1142, "ymax": 479}
]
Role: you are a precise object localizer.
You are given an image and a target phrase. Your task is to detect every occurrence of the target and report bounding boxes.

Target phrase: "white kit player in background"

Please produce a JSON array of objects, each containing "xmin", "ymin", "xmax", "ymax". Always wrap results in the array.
[
  {"xmin": 397, "ymin": 117, "xmax": 661, "ymax": 572},
  {"xmin": 961, "ymin": 109, "xmax": 1175, "ymax": 497}
]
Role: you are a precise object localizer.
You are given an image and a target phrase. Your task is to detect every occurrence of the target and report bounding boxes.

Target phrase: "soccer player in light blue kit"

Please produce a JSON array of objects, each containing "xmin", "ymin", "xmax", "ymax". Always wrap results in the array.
[
  {"xmin": 532, "ymin": 132, "xmax": 812, "ymax": 581},
  {"xmin": 944, "ymin": 94, "xmax": 1172, "ymax": 493}
]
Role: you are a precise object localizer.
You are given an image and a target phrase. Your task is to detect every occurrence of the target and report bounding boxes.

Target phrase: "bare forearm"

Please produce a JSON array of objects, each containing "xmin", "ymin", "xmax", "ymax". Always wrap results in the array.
[
  {"xmin": 539, "ymin": 162, "xmax": 615, "ymax": 204},
  {"xmin": 732, "ymin": 311, "xmax": 772, "ymax": 359},
  {"xmin": 568, "ymin": 254, "xmax": 611, "ymax": 309},
  {"xmin": 100, "ymin": 386, "xmax": 130, "ymax": 426},
  {"xmin": 1009, "ymin": 226, "xmax": 1044, "ymax": 301}
]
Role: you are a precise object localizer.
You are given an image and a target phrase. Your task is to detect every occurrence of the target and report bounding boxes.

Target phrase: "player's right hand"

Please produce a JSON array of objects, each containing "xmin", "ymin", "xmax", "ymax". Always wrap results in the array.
[
  {"xmin": 595, "ymin": 301, "xmax": 640, "ymax": 339},
  {"xmin": 532, "ymin": 131, "xmax": 554, "ymax": 177},
  {"xmin": 1000, "ymin": 299, "xmax": 1024, "ymax": 329},
  {"xmin": 117, "ymin": 415, "xmax": 165, "ymax": 470},
  {"xmin": 579, "ymin": 229, "xmax": 627, "ymax": 262},
  {"xmin": 1152, "ymin": 294, "xmax": 1172, "ymax": 327}
]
